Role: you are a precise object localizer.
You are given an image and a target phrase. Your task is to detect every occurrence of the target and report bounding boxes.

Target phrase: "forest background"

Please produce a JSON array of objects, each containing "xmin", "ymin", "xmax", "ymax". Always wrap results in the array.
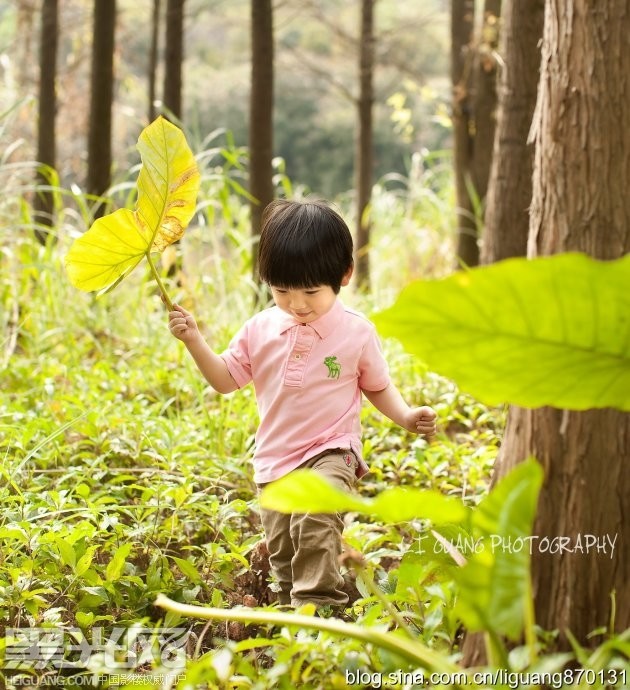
[{"xmin": 2, "ymin": 0, "xmax": 450, "ymax": 200}]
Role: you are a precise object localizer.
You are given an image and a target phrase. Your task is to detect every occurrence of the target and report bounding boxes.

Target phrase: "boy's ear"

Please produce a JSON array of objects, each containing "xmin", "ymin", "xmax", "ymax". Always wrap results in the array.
[{"xmin": 340, "ymin": 264, "xmax": 354, "ymax": 287}]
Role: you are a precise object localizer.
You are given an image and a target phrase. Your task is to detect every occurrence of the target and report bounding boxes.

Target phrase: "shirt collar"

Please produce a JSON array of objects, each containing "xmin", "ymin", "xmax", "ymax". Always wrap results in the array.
[{"xmin": 276, "ymin": 299, "xmax": 344, "ymax": 339}]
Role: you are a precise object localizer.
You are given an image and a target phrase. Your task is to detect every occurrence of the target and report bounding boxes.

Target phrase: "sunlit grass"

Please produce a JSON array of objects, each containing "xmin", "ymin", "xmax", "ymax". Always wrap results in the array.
[{"xmin": 0, "ymin": 130, "xmax": 509, "ymax": 687}]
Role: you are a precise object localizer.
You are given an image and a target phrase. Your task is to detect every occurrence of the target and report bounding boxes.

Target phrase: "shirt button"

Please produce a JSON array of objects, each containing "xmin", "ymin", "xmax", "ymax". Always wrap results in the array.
[{"xmin": 294, "ymin": 354, "xmax": 301, "ymax": 359}]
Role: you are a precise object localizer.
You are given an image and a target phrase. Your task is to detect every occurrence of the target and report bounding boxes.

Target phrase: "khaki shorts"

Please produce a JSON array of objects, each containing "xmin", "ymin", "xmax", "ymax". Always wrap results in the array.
[{"xmin": 257, "ymin": 448, "xmax": 359, "ymax": 608}]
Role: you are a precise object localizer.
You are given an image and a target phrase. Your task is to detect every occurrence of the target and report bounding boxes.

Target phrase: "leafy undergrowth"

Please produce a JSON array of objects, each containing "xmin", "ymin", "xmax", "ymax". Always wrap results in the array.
[
  {"xmin": 0, "ymin": 236, "xmax": 506, "ymax": 689},
  {"xmin": 0, "ymin": 146, "xmax": 509, "ymax": 690},
  {"xmin": 3, "ymin": 111, "xmax": 627, "ymax": 688}
]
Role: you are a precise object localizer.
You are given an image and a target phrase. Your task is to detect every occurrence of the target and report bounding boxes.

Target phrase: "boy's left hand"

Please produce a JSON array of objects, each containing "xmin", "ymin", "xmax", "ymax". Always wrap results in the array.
[{"xmin": 407, "ymin": 406, "xmax": 437, "ymax": 436}]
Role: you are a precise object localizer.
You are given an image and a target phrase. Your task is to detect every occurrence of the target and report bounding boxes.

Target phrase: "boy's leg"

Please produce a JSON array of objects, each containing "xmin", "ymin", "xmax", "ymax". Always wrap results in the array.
[
  {"xmin": 258, "ymin": 502, "xmax": 293, "ymax": 605},
  {"xmin": 289, "ymin": 449, "xmax": 358, "ymax": 608}
]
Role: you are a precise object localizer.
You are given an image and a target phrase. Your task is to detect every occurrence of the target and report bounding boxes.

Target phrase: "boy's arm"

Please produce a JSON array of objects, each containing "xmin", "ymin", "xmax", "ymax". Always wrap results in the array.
[
  {"xmin": 168, "ymin": 304, "xmax": 238, "ymax": 394},
  {"xmin": 363, "ymin": 383, "xmax": 436, "ymax": 436}
]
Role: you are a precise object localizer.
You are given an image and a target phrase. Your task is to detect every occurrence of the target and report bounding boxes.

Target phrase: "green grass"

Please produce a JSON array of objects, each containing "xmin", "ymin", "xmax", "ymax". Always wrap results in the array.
[
  {"xmin": 0, "ymin": 144, "xmax": 508, "ymax": 689},
  {"xmin": 3, "ymin": 156, "xmax": 628, "ymax": 687}
]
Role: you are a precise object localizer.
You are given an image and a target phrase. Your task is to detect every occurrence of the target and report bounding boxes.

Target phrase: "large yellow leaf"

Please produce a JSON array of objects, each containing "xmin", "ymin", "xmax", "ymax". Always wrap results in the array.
[
  {"xmin": 65, "ymin": 116, "xmax": 200, "ymax": 300},
  {"xmin": 64, "ymin": 208, "xmax": 150, "ymax": 293},
  {"xmin": 136, "ymin": 117, "xmax": 200, "ymax": 251}
]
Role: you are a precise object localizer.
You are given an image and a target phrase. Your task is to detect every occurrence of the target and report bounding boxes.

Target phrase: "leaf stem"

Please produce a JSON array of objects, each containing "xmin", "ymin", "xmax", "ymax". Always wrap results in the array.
[
  {"xmin": 146, "ymin": 250, "xmax": 173, "ymax": 311},
  {"xmin": 483, "ymin": 628, "xmax": 509, "ymax": 669},
  {"xmin": 524, "ymin": 571, "xmax": 537, "ymax": 664},
  {"xmin": 154, "ymin": 594, "xmax": 465, "ymax": 683},
  {"xmin": 354, "ymin": 563, "xmax": 416, "ymax": 640}
]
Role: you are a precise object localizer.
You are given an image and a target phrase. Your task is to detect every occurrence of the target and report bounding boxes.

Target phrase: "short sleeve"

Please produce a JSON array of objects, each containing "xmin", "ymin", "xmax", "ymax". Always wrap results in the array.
[
  {"xmin": 357, "ymin": 328, "xmax": 390, "ymax": 392},
  {"xmin": 220, "ymin": 322, "xmax": 253, "ymax": 389}
]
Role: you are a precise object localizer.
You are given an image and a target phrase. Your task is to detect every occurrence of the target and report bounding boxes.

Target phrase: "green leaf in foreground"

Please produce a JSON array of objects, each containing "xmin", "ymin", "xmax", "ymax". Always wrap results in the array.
[
  {"xmin": 373, "ymin": 252, "xmax": 630, "ymax": 411},
  {"xmin": 455, "ymin": 458, "xmax": 543, "ymax": 640},
  {"xmin": 154, "ymin": 594, "xmax": 465, "ymax": 680},
  {"xmin": 65, "ymin": 116, "xmax": 200, "ymax": 308},
  {"xmin": 259, "ymin": 469, "xmax": 468, "ymax": 524}
]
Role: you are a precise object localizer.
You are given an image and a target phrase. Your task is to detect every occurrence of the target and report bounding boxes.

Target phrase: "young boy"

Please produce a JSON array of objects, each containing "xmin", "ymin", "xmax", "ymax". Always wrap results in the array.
[{"xmin": 167, "ymin": 198, "xmax": 436, "ymax": 611}]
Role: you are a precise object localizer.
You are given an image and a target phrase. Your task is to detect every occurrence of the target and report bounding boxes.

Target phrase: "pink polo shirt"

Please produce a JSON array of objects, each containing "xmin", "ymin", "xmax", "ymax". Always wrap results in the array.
[{"xmin": 220, "ymin": 299, "xmax": 390, "ymax": 484}]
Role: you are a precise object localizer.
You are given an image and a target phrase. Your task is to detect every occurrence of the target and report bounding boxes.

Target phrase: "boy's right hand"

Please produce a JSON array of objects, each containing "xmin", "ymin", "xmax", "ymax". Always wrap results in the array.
[{"xmin": 168, "ymin": 304, "xmax": 201, "ymax": 344}]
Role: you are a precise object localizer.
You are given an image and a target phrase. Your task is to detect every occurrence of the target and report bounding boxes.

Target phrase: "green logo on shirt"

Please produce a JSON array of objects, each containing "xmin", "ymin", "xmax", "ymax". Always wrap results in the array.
[{"xmin": 324, "ymin": 356, "xmax": 341, "ymax": 379}]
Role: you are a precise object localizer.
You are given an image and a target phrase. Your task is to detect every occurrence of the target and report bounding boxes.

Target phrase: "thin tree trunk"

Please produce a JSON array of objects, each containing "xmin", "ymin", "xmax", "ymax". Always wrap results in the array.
[
  {"xmin": 476, "ymin": 0, "xmax": 630, "ymax": 657},
  {"xmin": 148, "ymin": 0, "xmax": 161, "ymax": 122},
  {"xmin": 453, "ymin": 0, "xmax": 501, "ymax": 268},
  {"xmin": 86, "ymin": 0, "xmax": 116, "ymax": 220},
  {"xmin": 163, "ymin": 0, "xmax": 184, "ymax": 121},
  {"xmin": 249, "ymin": 0, "xmax": 274, "ymax": 284},
  {"xmin": 451, "ymin": 0, "xmax": 476, "ymax": 267},
  {"xmin": 354, "ymin": 0, "xmax": 375, "ymax": 291},
  {"xmin": 162, "ymin": 0, "xmax": 186, "ymax": 278},
  {"xmin": 481, "ymin": 0, "xmax": 543, "ymax": 263},
  {"xmin": 469, "ymin": 0, "xmax": 501, "ymax": 204},
  {"xmin": 33, "ymin": 0, "xmax": 58, "ymax": 245}
]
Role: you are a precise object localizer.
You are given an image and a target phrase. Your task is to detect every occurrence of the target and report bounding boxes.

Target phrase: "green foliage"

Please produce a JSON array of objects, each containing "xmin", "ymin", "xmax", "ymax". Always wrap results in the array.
[
  {"xmin": 258, "ymin": 456, "xmax": 544, "ymax": 663},
  {"xmin": 374, "ymin": 253, "xmax": 630, "ymax": 410},
  {"xmin": 154, "ymin": 594, "xmax": 465, "ymax": 681},
  {"xmin": 0, "ymin": 134, "xmax": 496, "ymax": 687},
  {"xmin": 454, "ymin": 459, "xmax": 543, "ymax": 643},
  {"xmin": 2, "ymin": 132, "xmax": 628, "ymax": 687},
  {"xmin": 260, "ymin": 469, "xmax": 468, "ymax": 524}
]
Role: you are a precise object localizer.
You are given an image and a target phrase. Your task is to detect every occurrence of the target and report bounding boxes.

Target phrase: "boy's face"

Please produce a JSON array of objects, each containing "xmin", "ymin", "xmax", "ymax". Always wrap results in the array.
[
  {"xmin": 270, "ymin": 285, "xmax": 338, "ymax": 323},
  {"xmin": 269, "ymin": 267, "xmax": 352, "ymax": 324}
]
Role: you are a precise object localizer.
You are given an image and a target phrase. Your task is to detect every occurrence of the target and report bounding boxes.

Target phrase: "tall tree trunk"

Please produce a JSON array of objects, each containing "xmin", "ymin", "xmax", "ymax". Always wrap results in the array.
[
  {"xmin": 481, "ymin": 0, "xmax": 543, "ymax": 263},
  {"xmin": 451, "ymin": 0, "xmax": 476, "ymax": 267},
  {"xmin": 354, "ymin": 0, "xmax": 375, "ymax": 291},
  {"xmin": 86, "ymin": 0, "xmax": 116, "ymax": 220},
  {"xmin": 469, "ymin": 0, "xmax": 630, "ymax": 661},
  {"xmin": 469, "ymin": 0, "xmax": 501, "ymax": 205},
  {"xmin": 162, "ymin": 0, "xmax": 185, "ymax": 278},
  {"xmin": 249, "ymin": 0, "xmax": 274, "ymax": 284},
  {"xmin": 453, "ymin": 0, "xmax": 501, "ymax": 269},
  {"xmin": 33, "ymin": 0, "xmax": 58, "ymax": 245},
  {"xmin": 163, "ymin": 0, "xmax": 185, "ymax": 121},
  {"xmin": 525, "ymin": 0, "xmax": 630, "ymax": 641},
  {"xmin": 148, "ymin": 0, "xmax": 161, "ymax": 123}
]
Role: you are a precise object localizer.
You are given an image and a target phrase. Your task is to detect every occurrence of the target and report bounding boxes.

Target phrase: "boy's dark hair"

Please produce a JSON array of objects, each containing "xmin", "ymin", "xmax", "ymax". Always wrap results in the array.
[{"xmin": 258, "ymin": 199, "xmax": 354, "ymax": 294}]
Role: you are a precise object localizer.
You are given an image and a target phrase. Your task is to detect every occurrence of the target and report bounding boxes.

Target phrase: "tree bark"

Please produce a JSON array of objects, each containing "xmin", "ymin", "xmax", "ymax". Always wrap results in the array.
[
  {"xmin": 354, "ymin": 0, "xmax": 375, "ymax": 291},
  {"xmin": 499, "ymin": 408, "xmax": 629, "ymax": 646},
  {"xmin": 148, "ymin": 0, "xmax": 161, "ymax": 123},
  {"xmin": 479, "ymin": 0, "xmax": 630, "ymax": 655},
  {"xmin": 163, "ymin": 0, "xmax": 185, "ymax": 121},
  {"xmin": 451, "ymin": 0, "xmax": 476, "ymax": 267},
  {"xmin": 525, "ymin": 2, "xmax": 630, "ymax": 640},
  {"xmin": 249, "ymin": 0, "xmax": 274, "ymax": 284},
  {"xmin": 481, "ymin": 0, "xmax": 544, "ymax": 263},
  {"xmin": 469, "ymin": 0, "xmax": 501, "ymax": 200},
  {"xmin": 453, "ymin": 0, "xmax": 501, "ymax": 269},
  {"xmin": 86, "ymin": 0, "xmax": 116, "ymax": 220},
  {"xmin": 33, "ymin": 0, "xmax": 58, "ymax": 245}
]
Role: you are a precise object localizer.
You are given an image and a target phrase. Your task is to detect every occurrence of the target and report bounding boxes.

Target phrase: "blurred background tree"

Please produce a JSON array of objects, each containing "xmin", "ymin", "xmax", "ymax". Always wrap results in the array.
[
  {"xmin": 249, "ymin": 0, "xmax": 274, "ymax": 282},
  {"xmin": 32, "ymin": 0, "xmax": 58, "ymax": 245},
  {"xmin": 0, "ymin": 0, "xmax": 451, "ymax": 199},
  {"xmin": 86, "ymin": 0, "xmax": 116, "ymax": 219},
  {"xmin": 450, "ymin": 0, "xmax": 501, "ymax": 269},
  {"xmin": 162, "ymin": 0, "xmax": 185, "ymax": 121},
  {"xmin": 481, "ymin": 0, "xmax": 543, "ymax": 264}
]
